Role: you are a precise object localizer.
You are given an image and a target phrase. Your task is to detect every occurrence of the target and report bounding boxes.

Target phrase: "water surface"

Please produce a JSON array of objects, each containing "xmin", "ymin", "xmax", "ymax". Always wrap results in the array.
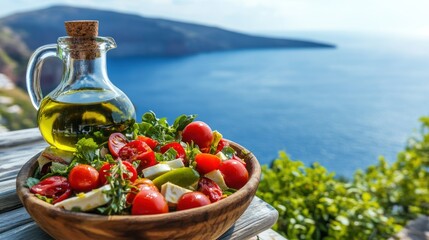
[{"xmin": 108, "ymin": 32, "xmax": 429, "ymax": 177}]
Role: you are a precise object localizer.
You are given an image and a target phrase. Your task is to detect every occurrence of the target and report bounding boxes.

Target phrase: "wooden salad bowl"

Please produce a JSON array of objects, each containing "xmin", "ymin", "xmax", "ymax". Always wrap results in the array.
[{"xmin": 16, "ymin": 141, "xmax": 261, "ymax": 240}]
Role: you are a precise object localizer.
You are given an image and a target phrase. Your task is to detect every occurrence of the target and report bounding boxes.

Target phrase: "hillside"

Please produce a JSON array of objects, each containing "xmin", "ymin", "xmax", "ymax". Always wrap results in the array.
[
  {"xmin": 0, "ymin": 5, "xmax": 334, "ymax": 58},
  {"xmin": 0, "ymin": 26, "xmax": 30, "ymax": 85},
  {"xmin": 0, "ymin": 74, "xmax": 36, "ymax": 131}
]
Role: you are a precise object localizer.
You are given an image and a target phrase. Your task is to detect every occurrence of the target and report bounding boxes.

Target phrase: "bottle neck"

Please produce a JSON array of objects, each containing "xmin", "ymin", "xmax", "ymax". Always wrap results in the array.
[
  {"xmin": 63, "ymin": 51, "xmax": 111, "ymax": 89},
  {"xmin": 70, "ymin": 54, "xmax": 107, "ymax": 77}
]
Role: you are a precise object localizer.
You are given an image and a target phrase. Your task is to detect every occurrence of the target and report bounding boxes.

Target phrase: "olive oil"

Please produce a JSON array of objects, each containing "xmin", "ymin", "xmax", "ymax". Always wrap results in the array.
[
  {"xmin": 38, "ymin": 89, "xmax": 136, "ymax": 152},
  {"xmin": 27, "ymin": 21, "xmax": 137, "ymax": 152}
]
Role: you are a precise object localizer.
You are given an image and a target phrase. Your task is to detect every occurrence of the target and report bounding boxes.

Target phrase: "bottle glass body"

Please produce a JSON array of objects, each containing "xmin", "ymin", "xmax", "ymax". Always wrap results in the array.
[{"xmin": 35, "ymin": 37, "xmax": 136, "ymax": 151}]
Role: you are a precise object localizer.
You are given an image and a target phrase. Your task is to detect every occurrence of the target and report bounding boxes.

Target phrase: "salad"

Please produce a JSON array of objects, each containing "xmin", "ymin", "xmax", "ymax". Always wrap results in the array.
[{"xmin": 26, "ymin": 112, "xmax": 250, "ymax": 215}]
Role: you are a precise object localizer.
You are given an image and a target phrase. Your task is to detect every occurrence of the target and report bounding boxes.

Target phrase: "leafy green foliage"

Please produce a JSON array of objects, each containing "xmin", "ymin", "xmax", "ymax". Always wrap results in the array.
[
  {"xmin": 155, "ymin": 148, "xmax": 178, "ymax": 162},
  {"xmin": 133, "ymin": 111, "xmax": 196, "ymax": 145},
  {"xmin": 257, "ymin": 117, "xmax": 429, "ymax": 239},
  {"xmin": 353, "ymin": 117, "xmax": 429, "ymax": 225},
  {"xmin": 257, "ymin": 153, "xmax": 401, "ymax": 239},
  {"xmin": 25, "ymin": 177, "xmax": 40, "ymax": 188},
  {"xmin": 49, "ymin": 162, "xmax": 69, "ymax": 176},
  {"xmin": 74, "ymin": 137, "xmax": 103, "ymax": 167}
]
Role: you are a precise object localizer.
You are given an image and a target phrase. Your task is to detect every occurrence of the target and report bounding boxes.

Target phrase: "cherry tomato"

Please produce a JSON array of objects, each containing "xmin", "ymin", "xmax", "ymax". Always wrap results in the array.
[
  {"xmin": 68, "ymin": 164, "xmax": 100, "ymax": 192},
  {"xmin": 137, "ymin": 135, "xmax": 158, "ymax": 150},
  {"xmin": 108, "ymin": 133, "xmax": 128, "ymax": 158},
  {"xmin": 231, "ymin": 155, "xmax": 246, "ymax": 166},
  {"xmin": 215, "ymin": 138, "xmax": 229, "ymax": 153},
  {"xmin": 98, "ymin": 161, "xmax": 138, "ymax": 185},
  {"xmin": 219, "ymin": 160, "xmax": 249, "ymax": 190},
  {"xmin": 118, "ymin": 140, "xmax": 146, "ymax": 160},
  {"xmin": 30, "ymin": 176, "xmax": 72, "ymax": 204},
  {"xmin": 126, "ymin": 178, "xmax": 158, "ymax": 204},
  {"xmin": 177, "ymin": 192, "xmax": 211, "ymax": 211},
  {"xmin": 119, "ymin": 140, "xmax": 157, "ymax": 173},
  {"xmin": 160, "ymin": 142, "xmax": 186, "ymax": 159},
  {"xmin": 132, "ymin": 189, "xmax": 169, "ymax": 215},
  {"xmin": 195, "ymin": 153, "xmax": 221, "ymax": 175},
  {"xmin": 182, "ymin": 121, "xmax": 213, "ymax": 153},
  {"xmin": 98, "ymin": 163, "xmax": 111, "ymax": 185},
  {"xmin": 132, "ymin": 178, "xmax": 158, "ymax": 191},
  {"xmin": 197, "ymin": 177, "xmax": 223, "ymax": 202}
]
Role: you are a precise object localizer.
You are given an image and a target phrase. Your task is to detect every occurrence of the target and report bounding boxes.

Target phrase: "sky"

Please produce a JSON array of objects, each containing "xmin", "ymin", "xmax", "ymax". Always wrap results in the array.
[{"xmin": 0, "ymin": 0, "xmax": 429, "ymax": 36}]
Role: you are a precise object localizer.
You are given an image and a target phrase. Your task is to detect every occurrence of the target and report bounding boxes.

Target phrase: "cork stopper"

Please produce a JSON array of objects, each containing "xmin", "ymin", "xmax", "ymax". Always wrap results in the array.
[
  {"xmin": 64, "ymin": 20, "xmax": 100, "ymax": 59},
  {"xmin": 65, "ymin": 20, "xmax": 98, "ymax": 37}
]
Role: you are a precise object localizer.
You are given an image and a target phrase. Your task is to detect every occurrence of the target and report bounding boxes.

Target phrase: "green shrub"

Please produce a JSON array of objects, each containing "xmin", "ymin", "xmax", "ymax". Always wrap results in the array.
[
  {"xmin": 257, "ymin": 117, "xmax": 429, "ymax": 239},
  {"xmin": 354, "ymin": 117, "xmax": 429, "ymax": 224}
]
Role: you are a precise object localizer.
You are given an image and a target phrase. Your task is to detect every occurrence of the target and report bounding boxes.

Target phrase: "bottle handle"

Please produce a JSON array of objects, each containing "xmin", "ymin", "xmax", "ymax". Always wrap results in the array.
[{"xmin": 26, "ymin": 44, "xmax": 58, "ymax": 110}]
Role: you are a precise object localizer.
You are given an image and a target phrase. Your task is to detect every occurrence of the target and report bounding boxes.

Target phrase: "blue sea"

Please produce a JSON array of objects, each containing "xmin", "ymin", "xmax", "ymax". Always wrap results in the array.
[{"xmin": 107, "ymin": 32, "xmax": 429, "ymax": 177}]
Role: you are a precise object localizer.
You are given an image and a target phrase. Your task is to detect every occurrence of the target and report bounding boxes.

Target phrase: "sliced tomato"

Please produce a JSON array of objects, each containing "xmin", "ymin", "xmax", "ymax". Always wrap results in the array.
[
  {"xmin": 98, "ymin": 161, "xmax": 138, "ymax": 185},
  {"xmin": 118, "ymin": 140, "xmax": 145, "ymax": 160},
  {"xmin": 98, "ymin": 163, "xmax": 111, "ymax": 185},
  {"xmin": 215, "ymin": 138, "xmax": 229, "ymax": 153},
  {"xmin": 135, "ymin": 151, "xmax": 157, "ymax": 173},
  {"xmin": 197, "ymin": 177, "xmax": 223, "ymax": 202},
  {"xmin": 160, "ymin": 142, "xmax": 186, "ymax": 159},
  {"xmin": 119, "ymin": 140, "xmax": 157, "ymax": 173},
  {"xmin": 30, "ymin": 176, "xmax": 72, "ymax": 204},
  {"xmin": 54, "ymin": 188, "xmax": 72, "ymax": 204},
  {"xmin": 137, "ymin": 135, "xmax": 158, "ymax": 150},
  {"xmin": 108, "ymin": 133, "xmax": 128, "ymax": 158}
]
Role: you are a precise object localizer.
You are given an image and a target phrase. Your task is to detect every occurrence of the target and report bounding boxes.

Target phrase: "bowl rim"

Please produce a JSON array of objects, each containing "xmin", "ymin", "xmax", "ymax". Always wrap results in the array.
[{"xmin": 16, "ymin": 140, "xmax": 261, "ymax": 222}]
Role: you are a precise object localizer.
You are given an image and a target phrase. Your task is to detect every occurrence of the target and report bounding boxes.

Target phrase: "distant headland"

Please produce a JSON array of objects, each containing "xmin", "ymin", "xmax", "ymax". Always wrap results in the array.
[
  {"xmin": 0, "ymin": 5, "xmax": 334, "ymax": 57},
  {"xmin": 0, "ymin": 5, "xmax": 334, "ymax": 87}
]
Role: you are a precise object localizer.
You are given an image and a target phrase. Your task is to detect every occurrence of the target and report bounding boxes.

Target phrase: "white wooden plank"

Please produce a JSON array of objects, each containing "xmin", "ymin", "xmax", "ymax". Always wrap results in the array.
[
  {"xmin": 219, "ymin": 197, "xmax": 278, "ymax": 240},
  {"xmin": 256, "ymin": 229, "xmax": 287, "ymax": 240},
  {"xmin": 0, "ymin": 143, "xmax": 46, "ymax": 185},
  {"xmin": 0, "ymin": 128, "xmax": 43, "ymax": 148},
  {"xmin": 0, "ymin": 222, "xmax": 53, "ymax": 240},
  {"xmin": 0, "ymin": 149, "xmax": 44, "ymax": 181},
  {"xmin": 0, "ymin": 189, "xmax": 20, "ymax": 212},
  {"xmin": 0, "ymin": 207, "xmax": 32, "ymax": 233}
]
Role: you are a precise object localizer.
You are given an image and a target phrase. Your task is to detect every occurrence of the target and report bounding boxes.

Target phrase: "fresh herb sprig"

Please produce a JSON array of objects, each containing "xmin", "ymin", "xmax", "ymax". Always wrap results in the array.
[
  {"xmin": 97, "ymin": 159, "xmax": 132, "ymax": 215},
  {"xmin": 134, "ymin": 111, "xmax": 196, "ymax": 145}
]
